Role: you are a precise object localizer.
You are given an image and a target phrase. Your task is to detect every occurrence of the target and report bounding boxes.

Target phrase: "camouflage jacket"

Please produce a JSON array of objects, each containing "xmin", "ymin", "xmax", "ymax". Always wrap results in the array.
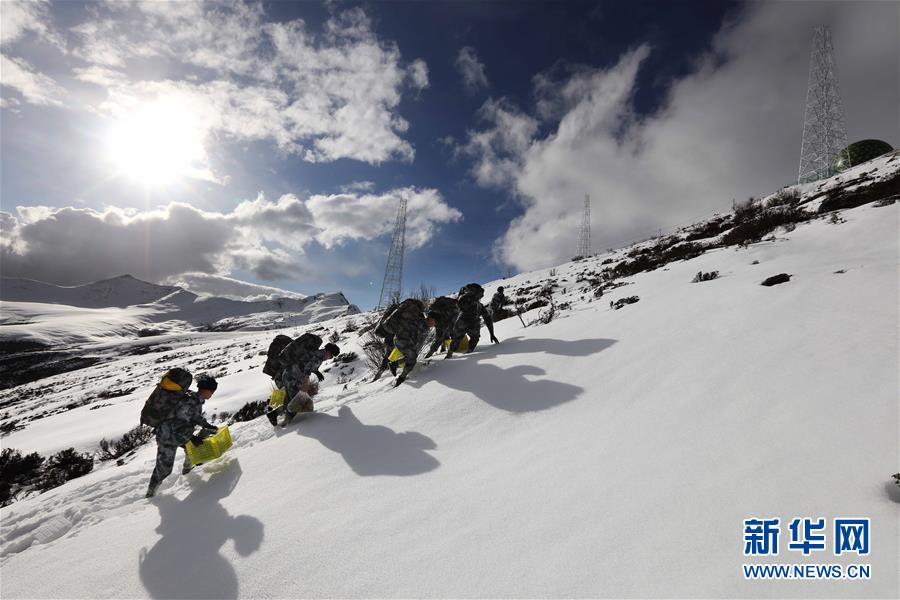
[{"xmin": 158, "ymin": 390, "xmax": 215, "ymax": 446}]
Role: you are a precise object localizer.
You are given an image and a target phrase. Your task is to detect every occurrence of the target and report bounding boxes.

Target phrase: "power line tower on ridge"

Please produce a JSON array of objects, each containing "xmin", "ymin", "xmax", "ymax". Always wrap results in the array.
[
  {"xmin": 798, "ymin": 25, "xmax": 847, "ymax": 184},
  {"xmin": 576, "ymin": 193, "xmax": 591, "ymax": 259},
  {"xmin": 377, "ymin": 193, "xmax": 408, "ymax": 310}
]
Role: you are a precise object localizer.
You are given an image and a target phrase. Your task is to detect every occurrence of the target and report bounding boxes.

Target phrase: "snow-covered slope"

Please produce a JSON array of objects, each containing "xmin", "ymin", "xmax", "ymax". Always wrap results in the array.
[{"xmin": 0, "ymin": 166, "xmax": 897, "ymax": 597}]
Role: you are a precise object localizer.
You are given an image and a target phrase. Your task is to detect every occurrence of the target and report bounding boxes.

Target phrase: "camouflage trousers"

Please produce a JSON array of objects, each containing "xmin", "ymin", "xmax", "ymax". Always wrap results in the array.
[
  {"xmin": 382, "ymin": 333, "xmax": 419, "ymax": 372},
  {"xmin": 451, "ymin": 313, "xmax": 481, "ymax": 351},
  {"xmin": 149, "ymin": 439, "xmax": 191, "ymax": 489},
  {"xmin": 280, "ymin": 366, "xmax": 310, "ymax": 417}
]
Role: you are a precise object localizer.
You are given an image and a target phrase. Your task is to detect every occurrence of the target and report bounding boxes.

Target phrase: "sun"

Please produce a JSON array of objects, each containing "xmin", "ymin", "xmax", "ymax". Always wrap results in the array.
[{"xmin": 105, "ymin": 99, "xmax": 207, "ymax": 186}]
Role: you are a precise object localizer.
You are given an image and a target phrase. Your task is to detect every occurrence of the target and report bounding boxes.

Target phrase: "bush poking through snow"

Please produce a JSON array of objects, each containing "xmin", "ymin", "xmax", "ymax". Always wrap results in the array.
[
  {"xmin": 0, "ymin": 448, "xmax": 45, "ymax": 506},
  {"xmin": 761, "ymin": 273, "xmax": 791, "ymax": 286},
  {"xmin": 767, "ymin": 188, "xmax": 801, "ymax": 207},
  {"xmin": 721, "ymin": 206, "xmax": 805, "ymax": 247},
  {"xmin": 362, "ymin": 331, "xmax": 390, "ymax": 373},
  {"xmin": 231, "ymin": 400, "xmax": 268, "ymax": 423},
  {"xmin": 38, "ymin": 448, "xmax": 93, "ymax": 491},
  {"xmin": 692, "ymin": 271, "xmax": 720, "ymax": 283},
  {"xmin": 610, "ymin": 296, "xmax": 640, "ymax": 310},
  {"xmin": 336, "ymin": 351, "xmax": 358, "ymax": 364},
  {"xmin": 97, "ymin": 425, "xmax": 155, "ymax": 461},
  {"xmin": 733, "ymin": 197, "xmax": 762, "ymax": 224}
]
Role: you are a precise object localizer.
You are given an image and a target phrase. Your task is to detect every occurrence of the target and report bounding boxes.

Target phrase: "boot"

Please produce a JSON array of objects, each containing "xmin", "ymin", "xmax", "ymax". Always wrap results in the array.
[{"xmin": 146, "ymin": 482, "xmax": 159, "ymax": 498}]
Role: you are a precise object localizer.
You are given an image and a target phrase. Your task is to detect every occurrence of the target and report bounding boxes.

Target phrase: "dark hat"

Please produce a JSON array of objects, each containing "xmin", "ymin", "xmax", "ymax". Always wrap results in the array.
[
  {"xmin": 324, "ymin": 343, "xmax": 340, "ymax": 357},
  {"xmin": 195, "ymin": 374, "xmax": 218, "ymax": 391}
]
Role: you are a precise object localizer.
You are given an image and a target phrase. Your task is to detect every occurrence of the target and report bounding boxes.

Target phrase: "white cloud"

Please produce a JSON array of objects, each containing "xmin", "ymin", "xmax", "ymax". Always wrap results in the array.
[
  {"xmin": 0, "ymin": 0, "xmax": 55, "ymax": 47},
  {"xmin": 456, "ymin": 46, "xmax": 489, "ymax": 92},
  {"xmin": 408, "ymin": 58, "xmax": 429, "ymax": 92},
  {"xmin": 163, "ymin": 272, "xmax": 307, "ymax": 301},
  {"xmin": 59, "ymin": 3, "xmax": 425, "ymax": 166},
  {"xmin": 0, "ymin": 53, "xmax": 63, "ymax": 106},
  {"xmin": 307, "ymin": 187, "xmax": 463, "ymax": 249},
  {"xmin": 460, "ymin": 2, "xmax": 899, "ymax": 271},
  {"xmin": 1, "ymin": 186, "xmax": 461, "ymax": 286}
]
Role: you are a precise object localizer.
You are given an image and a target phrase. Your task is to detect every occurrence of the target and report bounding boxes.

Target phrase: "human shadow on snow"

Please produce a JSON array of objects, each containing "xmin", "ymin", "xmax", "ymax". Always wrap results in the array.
[
  {"xmin": 409, "ymin": 336, "xmax": 617, "ymax": 413},
  {"xmin": 139, "ymin": 459, "xmax": 264, "ymax": 600},
  {"xmin": 286, "ymin": 405, "xmax": 439, "ymax": 477}
]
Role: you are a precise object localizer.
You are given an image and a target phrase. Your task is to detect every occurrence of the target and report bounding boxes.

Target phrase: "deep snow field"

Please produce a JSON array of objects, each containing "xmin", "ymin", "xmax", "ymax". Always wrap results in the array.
[{"xmin": 0, "ymin": 159, "xmax": 898, "ymax": 598}]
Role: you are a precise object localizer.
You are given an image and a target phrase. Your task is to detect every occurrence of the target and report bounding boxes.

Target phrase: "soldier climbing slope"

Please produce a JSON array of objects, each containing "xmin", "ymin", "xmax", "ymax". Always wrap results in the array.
[
  {"xmin": 272, "ymin": 333, "xmax": 339, "ymax": 427},
  {"xmin": 372, "ymin": 298, "xmax": 428, "ymax": 386},
  {"xmin": 489, "ymin": 286, "xmax": 510, "ymax": 321},
  {"xmin": 424, "ymin": 296, "xmax": 460, "ymax": 359},
  {"xmin": 448, "ymin": 283, "xmax": 499, "ymax": 358},
  {"xmin": 145, "ymin": 373, "xmax": 219, "ymax": 498}
]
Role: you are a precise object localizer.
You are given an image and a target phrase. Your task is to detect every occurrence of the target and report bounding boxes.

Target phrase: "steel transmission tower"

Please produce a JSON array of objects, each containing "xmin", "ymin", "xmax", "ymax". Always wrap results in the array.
[
  {"xmin": 576, "ymin": 194, "xmax": 591, "ymax": 258},
  {"xmin": 798, "ymin": 26, "xmax": 848, "ymax": 184},
  {"xmin": 377, "ymin": 193, "xmax": 408, "ymax": 309}
]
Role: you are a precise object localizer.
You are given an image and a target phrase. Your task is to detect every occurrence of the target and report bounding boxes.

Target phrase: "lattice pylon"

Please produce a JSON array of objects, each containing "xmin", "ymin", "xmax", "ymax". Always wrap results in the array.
[
  {"xmin": 798, "ymin": 26, "xmax": 848, "ymax": 184},
  {"xmin": 576, "ymin": 193, "xmax": 591, "ymax": 258},
  {"xmin": 377, "ymin": 193, "xmax": 407, "ymax": 310}
]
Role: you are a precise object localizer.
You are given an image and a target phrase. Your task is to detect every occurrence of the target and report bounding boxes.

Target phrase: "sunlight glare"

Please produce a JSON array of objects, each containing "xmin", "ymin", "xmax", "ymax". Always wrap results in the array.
[{"xmin": 105, "ymin": 99, "xmax": 207, "ymax": 186}]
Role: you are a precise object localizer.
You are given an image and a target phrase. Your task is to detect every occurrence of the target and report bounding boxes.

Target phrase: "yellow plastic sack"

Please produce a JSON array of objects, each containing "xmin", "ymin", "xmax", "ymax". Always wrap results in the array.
[
  {"xmin": 387, "ymin": 347, "xmax": 404, "ymax": 363},
  {"xmin": 268, "ymin": 387, "xmax": 286, "ymax": 408},
  {"xmin": 159, "ymin": 376, "xmax": 183, "ymax": 392},
  {"xmin": 442, "ymin": 335, "xmax": 469, "ymax": 353},
  {"xmin": 185, "ymin": 426, "xmax": 233, "ymax": 465}
]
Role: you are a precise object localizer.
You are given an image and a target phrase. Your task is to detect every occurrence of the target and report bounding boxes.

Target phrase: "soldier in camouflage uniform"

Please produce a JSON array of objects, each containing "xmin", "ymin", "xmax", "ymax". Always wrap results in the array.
[
  {"xmin": 146, "ymin": 374, "xmax": 219, "ymax": 498},
  {"xmin": 372, "ymin": 299, "xmax": 428, "ymax": 386},
  {"xmin": 275, "ymin": 340, "xmax": 340, "ymax": 427},
  {"xmin": 448, "ymin": 285, "xmax": 499, "ymax": 357},
  {"xmin": 424, "ymin": 296, "xmax": 460, "ymax": 359}
]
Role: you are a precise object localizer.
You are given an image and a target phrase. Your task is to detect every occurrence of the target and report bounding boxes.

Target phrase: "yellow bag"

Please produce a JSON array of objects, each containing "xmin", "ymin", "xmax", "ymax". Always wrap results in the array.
[
  {"xmin": 185, "ymin": 426, "xmax": 233, "ymax": 465},
  {"xmin": 387, "ymin": 347, "xmax": 404, "ymax": 363},
  {"xmin": 442, "ymin": 335, "xmax": 469, "ymax": 353},
  {"xmin": 159, "ymin": 376, "xmax": 184, "ymax": 392},
  {"xmin": 268, "ymin": 387, "xmax": 286, "ymax": 408}
]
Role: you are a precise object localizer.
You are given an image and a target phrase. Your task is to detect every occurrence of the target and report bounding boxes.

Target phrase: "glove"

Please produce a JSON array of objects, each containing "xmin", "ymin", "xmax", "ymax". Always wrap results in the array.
[
  {"xmin": 189, "ymin": 435, "xmax": 205, "ymax": 447},
  {"xmin": 314, "ymin": 370, "xmax": 325, "ymax": 382},
  {"xmin": 491, "ymin": 335, "xmax": 500, "ymax": 344}
]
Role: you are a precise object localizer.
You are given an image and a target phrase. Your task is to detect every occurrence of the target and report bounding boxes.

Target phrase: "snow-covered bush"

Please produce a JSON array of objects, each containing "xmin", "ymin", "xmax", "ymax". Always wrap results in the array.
[
  {"xmin": 38, "ymin": 448, "xmax": 93, "ymax": 491},
  {"xmin": 692, "ymin": 271, "xmax": 720, "ymax": 283},
  {"xmin": 0, "ymin": 448, "xmax": 45, "ymax": 506},
  {"xmin": 231, "ymin": 400, "xmax": 267, "ymax": 423},
  {"xmin": 97, "ymin": 425, "xmax": 155, "ymax": 461}
]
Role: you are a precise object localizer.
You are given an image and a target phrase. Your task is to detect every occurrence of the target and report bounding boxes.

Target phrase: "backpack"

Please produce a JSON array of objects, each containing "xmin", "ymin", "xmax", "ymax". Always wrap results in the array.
[
  {"xmin": 428, "ymin": 296, "xmax": 459, "ymax": 320},
  {"xmin": 278, "ymin": 332, "xmax": 323, "ymax": 367},
  {"xmin": 458, "ymin": 283, "xmax": 484, "ymax": 301},
  {"xmin": 140, "ymin": 368, "xmax": 192, "ymax": 427},
  {"xmin": 379, "ymin": 299, "xmax": 425, "ymax": 336},
  {"xmin": 262, "ymin": 334, "xmax": 293, "ymax": 378}
]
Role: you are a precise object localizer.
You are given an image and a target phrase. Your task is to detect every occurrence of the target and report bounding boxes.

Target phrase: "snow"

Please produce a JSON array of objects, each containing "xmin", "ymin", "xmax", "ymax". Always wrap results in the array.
[{"xmin": 0, "ymin": 195, "xmax": 898, "ymax": 596}]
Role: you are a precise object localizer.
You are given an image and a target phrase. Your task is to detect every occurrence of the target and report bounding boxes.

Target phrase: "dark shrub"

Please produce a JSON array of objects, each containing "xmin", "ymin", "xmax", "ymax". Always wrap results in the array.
[
  {"xmin": 767, "ymin": 188, "xmax": 801, "ymax": 207},
  {"xmin": 733, "ymin": 197, "xmax": 762, "ymax": 224},
  {"xmin": 0, "ymin": 447, "xmax": 45, "ymax": 482},
  {"xmin": 610, "ymin": 296, "xmax": 640, "ymax": 310},
  {"xmin": 721, "ymin": 207, "xmax": 806, "ymax": 246},
  {"xmin": 818, "ymin": 172, "xmax": 900, "ymax": 213},
  {"xmin": 684, "ymin": 216, "xmax": 733, "ymax": 242},
  {"xmin": 232, "ymin": 400, "xmax": 268, "ymax": 423},
  {"xmin": 692, "ymin": 271, "xmax": 719, "ymax": 283},
  {"xmin": 761, "ymin": 274, "xmax": 791, "ymax": 286},
  {"xmin": 336, "ymin": 351, "xmax": 358, "ymax": 364},
  {"xmin": 38, "ymin": 448, "xmax": 93, "ymax": 491},
  {"xmin": 97, "ymin": 425, "xmax": 155, "ymax": 461}
]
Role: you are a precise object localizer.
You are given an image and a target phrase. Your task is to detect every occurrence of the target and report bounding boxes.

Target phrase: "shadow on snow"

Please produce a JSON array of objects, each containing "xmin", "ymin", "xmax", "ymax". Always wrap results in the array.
[
  {"xmin": 409, "ymin": 336, "xmax": 617, "ymax": 413},
  {"xmin": 139, "ymin": 459, "xmax": 263, "ymax": 600},
  {"xmin": 282, "ymin": 405, "xmax": 439, "ymax": 477}
]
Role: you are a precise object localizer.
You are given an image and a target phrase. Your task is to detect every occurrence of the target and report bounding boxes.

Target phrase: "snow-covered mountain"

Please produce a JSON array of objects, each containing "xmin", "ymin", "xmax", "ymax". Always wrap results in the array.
[
  {"xmin": 0, "ymin": 274, "xmax": 360, "ymax": 389},
  {"xmin": 0, "ymin": 153, "xmax": 897, "ymax": 597},
  {"xmin": 0, "ymin": 274, "xmax": 184, "ymax": 308}
]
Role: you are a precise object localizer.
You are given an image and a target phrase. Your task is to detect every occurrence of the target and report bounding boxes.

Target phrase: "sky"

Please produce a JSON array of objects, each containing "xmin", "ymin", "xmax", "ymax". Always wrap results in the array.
[{"xmin": 1, "ymin": 0, "xmax": 897, "ymax": 309}]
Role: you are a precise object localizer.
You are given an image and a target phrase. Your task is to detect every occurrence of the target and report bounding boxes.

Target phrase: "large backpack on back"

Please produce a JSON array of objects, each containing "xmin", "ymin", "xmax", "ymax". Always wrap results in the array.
[
  {"xmin": 428, "ymin": 296, "xmax": 459, "ymax": 321},
  {"xmin": 458, "ymin": 283, "xmax": 484, "ymax": 301},
  {"xmin": 140, "ymin": 367, "xmax": 192, "ymax": 427},
  {"xmin": 262, "ymin": 334, "xmax": 293, "ymax": 378},
  {"xmin": 278, "ymin": 332, "xmax": 323, "ymax": 368}
]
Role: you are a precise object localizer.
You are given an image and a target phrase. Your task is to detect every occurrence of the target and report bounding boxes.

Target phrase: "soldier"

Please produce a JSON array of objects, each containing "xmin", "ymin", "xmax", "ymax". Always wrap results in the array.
[
  {"xmin": 448, "ymin": 283, "xmax": 499, "ymax": 358},
  {"xmin": 372, "ymin": 298, "xmax": 428, "ymax": 386},
  {"xmin": 274, "ymin": 336, "xmax": 340, "ymax": 427},
  {"xmin": 489, "ymin": 286, "xmax": 509, "ymax": 321},
  {"xmin": 146, "ymin": 374, "xmax": 219, "ymax": 498},
  {"xmin": 424, "ymin": 296, "xmax": 460, "ymax": 358}
]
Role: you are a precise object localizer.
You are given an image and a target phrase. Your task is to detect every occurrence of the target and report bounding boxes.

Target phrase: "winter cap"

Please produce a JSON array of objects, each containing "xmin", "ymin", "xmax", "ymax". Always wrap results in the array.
[
  {"xmin": 497, "ymin": 286, "xmax": 504, "ymax": 292},
  {"xmin": 195, "ymin": 374, "xmax": 218, "ymax": 391},
  {"xmin": 324, "ymin": 343, "xmax": 341, "ymax": 357}
]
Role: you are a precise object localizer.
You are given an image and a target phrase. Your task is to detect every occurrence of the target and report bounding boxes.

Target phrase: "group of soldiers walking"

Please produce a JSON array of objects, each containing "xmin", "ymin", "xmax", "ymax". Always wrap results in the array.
[{"xmin": 145, "ymin": 282, "xmax": 510, "ymax": 496}]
